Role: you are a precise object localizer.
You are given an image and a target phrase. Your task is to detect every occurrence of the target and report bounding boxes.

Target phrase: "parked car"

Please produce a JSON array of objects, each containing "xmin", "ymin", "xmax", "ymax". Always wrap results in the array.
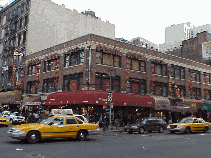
[
  {"xmin": 167, "ymin": 117, "xmax": 211, "ymax": 134},
  {"xmin": 123, "ymin": 117, "xmax": 168, "ymax": 134},
  {"xmin": 8, "ymin": 110, "xmax": 100, "ymax": 144},
  {"xmin": 4, "ymin": 112, "xmax": 25, "ymax": 125},
  {"xmin": 0, "ymin": 114, "xmax": 10, "ymax": 127}
]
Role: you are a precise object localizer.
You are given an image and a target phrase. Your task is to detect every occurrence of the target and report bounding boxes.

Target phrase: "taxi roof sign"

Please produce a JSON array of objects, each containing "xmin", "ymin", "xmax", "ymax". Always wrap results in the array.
[{"xmin": 50, "ymin": 109, "xmax": 73, "ymax": 115}]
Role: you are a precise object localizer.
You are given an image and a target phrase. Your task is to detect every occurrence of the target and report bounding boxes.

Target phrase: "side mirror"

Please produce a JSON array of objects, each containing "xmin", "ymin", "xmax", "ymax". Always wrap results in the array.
[{"xmin": 48, "ymin": 122, "xmax": 54, "ymax": 126}]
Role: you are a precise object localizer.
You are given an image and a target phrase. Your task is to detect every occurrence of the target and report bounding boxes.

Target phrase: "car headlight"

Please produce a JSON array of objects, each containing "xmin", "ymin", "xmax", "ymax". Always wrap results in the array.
[
  {"xmin": 131, "ymin": 126, "xmax": 137, "ymax": 128},
  {"xmin": 12, "ymin": 129, "xmax": 24, "ymax": 133},
  {"xmin": 167, "ymin": 125, "xmax": 170, "ymax": 128}
]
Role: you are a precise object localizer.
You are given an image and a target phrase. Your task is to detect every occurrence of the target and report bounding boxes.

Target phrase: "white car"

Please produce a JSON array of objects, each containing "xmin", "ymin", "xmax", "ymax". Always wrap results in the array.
[{"xmin": 5, "ymin": 112, "xmax": 25, "ymax": 125}]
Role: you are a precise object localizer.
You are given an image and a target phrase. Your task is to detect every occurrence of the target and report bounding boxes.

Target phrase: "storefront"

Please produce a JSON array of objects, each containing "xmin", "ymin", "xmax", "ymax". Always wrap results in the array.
[
  {"xmin": 168, "ymin": 98, "xmax": 203, "ymax": 123},
  {"xmin": 0, "ymin": 90, "xmax": 22, "ymax": 112},
  {"xmin": 45, "ymin": 90, "xmax": 155, "ymax": 123},
  {"xmin": 151, "ymin": 95, "xmax": 171, "ymax": 123},
  {"xmin": 22, "ymin": 96, "xmax": 41, "ymax": 114}
]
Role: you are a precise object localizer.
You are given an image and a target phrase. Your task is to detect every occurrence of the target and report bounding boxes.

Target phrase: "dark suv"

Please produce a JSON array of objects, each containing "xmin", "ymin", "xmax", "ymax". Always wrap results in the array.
[{"xmin": 123, "ymin": 117, "xmax": 167, "ymax": 134}]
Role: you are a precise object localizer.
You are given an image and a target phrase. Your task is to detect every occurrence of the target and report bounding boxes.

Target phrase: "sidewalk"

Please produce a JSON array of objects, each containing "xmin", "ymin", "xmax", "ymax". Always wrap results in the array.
[{"xmin": 100, "ymin": 126, "xmax": 125, "ymax": 132}]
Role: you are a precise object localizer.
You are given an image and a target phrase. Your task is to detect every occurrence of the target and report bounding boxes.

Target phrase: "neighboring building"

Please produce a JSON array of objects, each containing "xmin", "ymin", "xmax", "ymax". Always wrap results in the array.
[
  {"xmin": 130, "ymin": 37, "xmax": 159, "ymax": 51},
  {"xmin": 0, "ymin": 0, "xmax": 115, "ymax": 91},
  {"xmin": 168, "ymin": 31, "xmax": 211, "ymax": 63},
  {"xmin": 160, "ymin": 22, "xmax": 211, "ymax": 53},
  {"xmin": 165, "ymin": 22, "xmax": 193, "ymax": 43},
  {"xmin": 23, "ymin": 34, "xmax": 211, "ymax": 122}
]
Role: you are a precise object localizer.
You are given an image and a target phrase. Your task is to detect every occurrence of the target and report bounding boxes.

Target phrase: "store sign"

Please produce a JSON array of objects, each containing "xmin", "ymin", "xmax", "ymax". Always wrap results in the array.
[
  {"xmin": 126, "ymin": 52, "xmax": 146, "ymax": 61},
  {"xmin": 26, "ymin": 102, "xmax": 41, "ymax": 105},
  {"xmin": 97, "ymin": 45, "xmax": 121, "ymax": 56}
]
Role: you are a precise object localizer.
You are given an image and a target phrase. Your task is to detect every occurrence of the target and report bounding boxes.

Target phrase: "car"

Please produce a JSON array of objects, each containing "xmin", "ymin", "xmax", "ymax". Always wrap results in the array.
[
  {"xmin": 123, "ymin": 117, "xmax": 167, "ymax": 134},
  {"xmin": 0, "ymin": 114, "xmax": 10, "ymax": 127},
  {"xmin": 50, "ymin": 109, "xmax": 88, "ymax": 123},
  {"xmin": 167, "ymin": 117, "xmax": 211, "ymax": 134},
  {"xmin": 7, "ymin": 109, "xmax": 100, "ymax": 144},
  {"xmin": 4, "ymin": 112, "xmax": 25, "ymax": 125}
]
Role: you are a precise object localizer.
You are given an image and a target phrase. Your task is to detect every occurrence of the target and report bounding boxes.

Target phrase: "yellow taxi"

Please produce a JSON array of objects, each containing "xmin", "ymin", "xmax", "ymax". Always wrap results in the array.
[
  {"xmin": 167, "ymin": 117, "xmax": 211, "ymax": 134},
  {"xmin": 0, "ymin": 113, "xmax": 10, "ymax": 127},
  {"xmin": 7, "ymin": 109, "xmax": 100, "ymax": 143}
]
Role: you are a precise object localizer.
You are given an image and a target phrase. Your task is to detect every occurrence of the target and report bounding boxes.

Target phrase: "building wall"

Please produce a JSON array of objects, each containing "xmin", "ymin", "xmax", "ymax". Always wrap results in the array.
[
  {"xmin": 24, "ymin": 34, "xmax": 211, "ymax": 104},
  {"xmin": 26, "ymin": 0, "xmax": 115, "ymax": 55},
  {"xmin": 165, "ymin": 23, "xmax": 191, "ymax": 43}
]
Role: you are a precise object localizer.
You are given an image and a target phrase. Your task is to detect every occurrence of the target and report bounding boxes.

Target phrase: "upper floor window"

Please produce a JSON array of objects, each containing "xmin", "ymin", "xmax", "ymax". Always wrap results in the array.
[
  {"xmin": 189, "ymin": 69, "xmax": 200, "ymax": 82},
  {"xmin": 128, "ymin": 59, "xmax": 146, "ymax": 72},
  {"xmin": 43, "ymin": 78, "xmax": 57, "ymax": 93},
  {"xmin": 64, "ymin": 50, "xmax": 84, "ymax": 67},
  {"xmin": 44, "ymin": 58, "xmax": 59, "ymax": 72},
  {"xmin": 98, "ymin": 52, "xmax": 121, "ymax": 68},
  {"xmin": 26, "ymin": 81, "xmax": 37, "ymax": 94},
  {"xmin": 151, "ymin": 60, "xmax": 167, "ymax": 76},
  {"xmin": 171, "ymin": 65, "xmax": 185, "ymax": 79},
  {"xmin": 28, "ymin": 64, "xmax": 40, "ymax": 75}
]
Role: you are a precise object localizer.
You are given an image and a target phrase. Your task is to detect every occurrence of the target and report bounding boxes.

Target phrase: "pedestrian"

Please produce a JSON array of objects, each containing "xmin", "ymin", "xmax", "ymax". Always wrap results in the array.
[
  {"xmin": 103, "ymin": 116, "xmax": 109, "ymax": 132},
  {"xmin": 114, "ymin": 118, "xmax": 119, "ymax": 130},
  {"xmin": 99, "ymin": 115, "xmax": 103, "ymax": 128}
]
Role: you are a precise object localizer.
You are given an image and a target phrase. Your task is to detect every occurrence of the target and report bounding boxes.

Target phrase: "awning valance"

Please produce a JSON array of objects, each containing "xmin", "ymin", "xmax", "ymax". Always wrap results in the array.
[
  {"xmin": 203, "ymin": 103, "xmax": 211, "ymax": 111},
  {"xmin": 45, "ymin": 90, "xmax": 155, "ymax": 108},
  {"xmin": 151, "ymin": 96, "xmax": 171, "ymax": 110},
  {"xmin": 23, "ymin": 97, "xmax": 41, "ymax": 105}
]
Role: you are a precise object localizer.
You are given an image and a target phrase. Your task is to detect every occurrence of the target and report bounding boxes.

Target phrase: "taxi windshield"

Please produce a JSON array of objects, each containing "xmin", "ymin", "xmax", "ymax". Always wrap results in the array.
[
  {"xmin": 39, "ymin": 117, "xmax": 53, "ymax": 124},
  {"xmin": 179, "ymin": 118, "xmax": 193, "ymax": 123}
]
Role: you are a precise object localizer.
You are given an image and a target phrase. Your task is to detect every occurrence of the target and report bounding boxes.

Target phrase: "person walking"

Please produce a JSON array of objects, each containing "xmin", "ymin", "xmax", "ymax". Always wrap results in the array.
[{"xmin": 103, "ymin": 116, "xmax": 109, "ymax": 132}]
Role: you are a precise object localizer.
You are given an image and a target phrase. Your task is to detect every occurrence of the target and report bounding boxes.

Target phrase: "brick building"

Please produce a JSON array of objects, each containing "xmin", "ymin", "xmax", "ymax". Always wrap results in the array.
[{"xmin": 23, "ymin": 34, "xmax": 211, "ymax": 123}]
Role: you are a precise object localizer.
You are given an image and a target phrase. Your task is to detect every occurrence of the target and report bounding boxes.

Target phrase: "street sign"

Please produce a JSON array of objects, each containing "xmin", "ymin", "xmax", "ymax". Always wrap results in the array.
[{"xmin": 108, "ymin": 95, "xmax": 112, "ymax": 101}]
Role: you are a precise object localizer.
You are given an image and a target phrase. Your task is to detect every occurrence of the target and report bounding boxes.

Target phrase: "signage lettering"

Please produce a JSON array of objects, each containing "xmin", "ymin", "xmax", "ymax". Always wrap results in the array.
[
  {"xmin": 97, "ymin": 45, "xmax": 121, "ymax": 56},
  {"xmin": 126, "ymin": 52, "xmax": 146, "ymax": 61}
]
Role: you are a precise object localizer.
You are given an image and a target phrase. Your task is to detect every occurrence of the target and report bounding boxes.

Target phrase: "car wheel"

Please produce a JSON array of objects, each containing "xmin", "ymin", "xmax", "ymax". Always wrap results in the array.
[
  {"xmin": 203, "ymin": 126, "xmax": 208, "ymax": 133},
  {"xmin": 139, "ymin": 127, "xmax": 145, "ymax": 134},
  {"xmin": 158, "ymin": 126, "xmax": 164, "ymax": 133},
  {"xmin": 26, "ymin": 131, "xmax": 39, "ymax": 144},
  {"xmin": 184, "ymin": 127, "xmax": 191, "ymax": 134},
  {"xmin": 76, "ymin": 130, "xmax": 87, "ymax": 141},
  {"xmin": 128, "ymin": 130, "xmax": 133, "ymax": 134},
  {"xmin": 170, "ymin": 131, "xmax": 175, "ymax": 134}
]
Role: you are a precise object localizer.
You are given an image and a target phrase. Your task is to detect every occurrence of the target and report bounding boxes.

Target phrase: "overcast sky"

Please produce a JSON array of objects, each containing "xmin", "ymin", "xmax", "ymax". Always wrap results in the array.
[{"xmin": 1, "ymin": 0, "xmax": 211, "ymax": 45}]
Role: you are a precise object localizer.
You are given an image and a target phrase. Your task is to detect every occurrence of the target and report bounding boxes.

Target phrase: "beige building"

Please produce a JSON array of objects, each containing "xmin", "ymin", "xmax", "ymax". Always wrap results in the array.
[{"xmin": 0, "ymin": 0, "xmax": 115, "ymax": 90}]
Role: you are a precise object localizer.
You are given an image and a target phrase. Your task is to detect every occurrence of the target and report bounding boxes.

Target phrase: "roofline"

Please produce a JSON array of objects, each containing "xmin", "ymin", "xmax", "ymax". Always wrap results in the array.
[{"xmin": 0, "ymin": 0, "xmax": 21, "ymax": 13}]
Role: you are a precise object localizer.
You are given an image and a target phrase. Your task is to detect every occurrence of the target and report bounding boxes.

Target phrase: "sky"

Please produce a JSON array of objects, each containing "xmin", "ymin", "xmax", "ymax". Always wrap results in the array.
[{"xmin": 1, "ymin": 0, "xmax": 211, "ymax": 45}]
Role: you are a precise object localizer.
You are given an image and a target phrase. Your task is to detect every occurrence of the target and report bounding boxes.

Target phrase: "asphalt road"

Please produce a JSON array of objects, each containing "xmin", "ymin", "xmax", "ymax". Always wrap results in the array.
[{"xmin": 1, "ymin": 124, "xmax": 211, "ymax": 158}]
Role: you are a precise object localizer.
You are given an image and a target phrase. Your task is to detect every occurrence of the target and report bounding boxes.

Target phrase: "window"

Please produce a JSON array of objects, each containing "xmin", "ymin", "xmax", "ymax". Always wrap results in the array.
[
  {"xmin": 155, "ymin": 65, "xmax": 161, "ymax": 75},
  {"xmin": 24, "ymin": 15, "xmax": 28, "ymax": 26},
  {"xmin": 28, "ymin": 64, "xmax": 40, "ymax": 75},
  {"xmin": 66, "ymin": 117, "xmax": 77, "ymax": 124},
  {"xmin": 50, "ymin": 117, "xmax": 63, "ymax": 125},
  {"xmin": 171, "ymin": 65, "xmax": 185, "ymax": 79},
  {"xmin": 43, "ymin": 78, "xmax": 58, "ymax": 93},
  {"xmin": 44, "ymin": 59, "xmax": 58, "ymax": 71},
  {"xmin": 97, "ymin": 51, "xmax": 121, "ymax": 67},
  {"xmin": 75, "ymin": 117, "xmax": 84, "ymax": 124},
  {"xmin": 103, "ymin": 53, "xmax": 113, "ymax": 65},
  {"xmin": 96, "ymin": 52, "xmax": 102, "ymax": 64},
  {"xmin": 95, "ymin": 73, "xmax": 120, "ymax": 92},
  {"xmin": 64, "ymin": 51, "xmax": 84, "ymax": 67},
  {"xmin": 63, "ymin": 73, "xmax": 83, "ymax": 91},
  {"xmin": 26, "ymin": 81, "xmax": 37, "ymax": 94},
  {"xmin": 154, "ymin": 82, "xmax": 167, "ymax": 97},
  {"xmin": 140, "ymin": 61, "xmax": 146, "ymax": 72},
  {"xmin": 198, "ymin": 119, "xmax": 205, "ymax": 123}
]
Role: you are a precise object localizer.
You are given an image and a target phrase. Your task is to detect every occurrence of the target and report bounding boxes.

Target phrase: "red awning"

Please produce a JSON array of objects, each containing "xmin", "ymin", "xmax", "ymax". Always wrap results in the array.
[
  {"xmin": 45, "ymin": 90, "xmax": 155, "ymax": 108},
  {"xmin": 23, "ymin": 97, "xmax": 41, "ymax": 105}
]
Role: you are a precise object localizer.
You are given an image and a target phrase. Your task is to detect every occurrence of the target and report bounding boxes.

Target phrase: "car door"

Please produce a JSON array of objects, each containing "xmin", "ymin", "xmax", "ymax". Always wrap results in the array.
[
  {"xmin": 153, "ymin": 120, "xmax": 160, "ymax": 130},
  {"xmin": 60, "ymin": 116, "xmax": 80, "ymax": 137},
  {"xmin": 191, "ymin": 119, "xmax": 199, "ymax": 131},
  {"xmin": 145, "ymin": 120, "xmax": 154, "ymax": 130},
  {"xmin": 198, "ymin": 119, "xmax": 206, "ymax": 130},
  {"xmin": 41, "ymin": 116, "xmax": 64, "ymax": 138}
]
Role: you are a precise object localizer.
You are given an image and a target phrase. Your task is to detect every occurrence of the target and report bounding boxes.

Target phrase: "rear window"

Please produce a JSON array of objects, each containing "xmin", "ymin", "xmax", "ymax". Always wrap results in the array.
[
  {"xmin": 76, "ymin": 116, "xmax": 84, "ymax": 122},
  {"xmin": 66, "ymin": 117, "xmax": 77, "ymax": 124}
]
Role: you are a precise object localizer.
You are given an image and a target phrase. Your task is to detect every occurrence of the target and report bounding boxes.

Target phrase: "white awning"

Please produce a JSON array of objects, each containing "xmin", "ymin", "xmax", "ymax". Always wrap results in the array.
[{"xmin": 151, "ymin": 96, "xmax": 171, "ymax": 110}]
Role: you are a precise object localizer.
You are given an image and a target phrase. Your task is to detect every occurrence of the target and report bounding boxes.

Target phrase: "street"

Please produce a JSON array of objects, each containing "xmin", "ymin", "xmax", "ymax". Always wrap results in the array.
[{"xmin": 1, "ymin": 125, "xmax": 211, "ymax": 158}]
